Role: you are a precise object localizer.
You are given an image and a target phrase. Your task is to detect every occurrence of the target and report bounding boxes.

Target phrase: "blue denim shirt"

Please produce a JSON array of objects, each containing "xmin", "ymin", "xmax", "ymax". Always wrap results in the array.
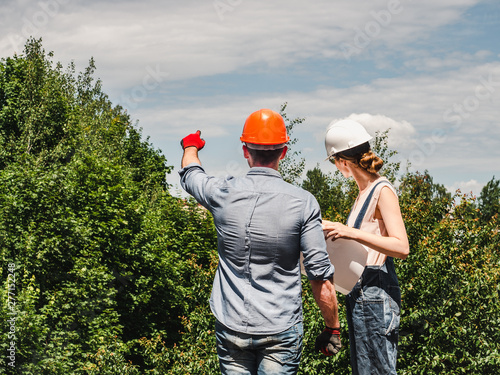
[{"xmin": 179, "ymin": 163, "xmax": 334, "ymax": 334}]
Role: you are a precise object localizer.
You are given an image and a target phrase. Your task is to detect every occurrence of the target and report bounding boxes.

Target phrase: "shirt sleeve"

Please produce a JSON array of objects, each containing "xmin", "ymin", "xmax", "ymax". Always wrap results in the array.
[
  {"xmin": 300, "ymin": 194, "xmax": 335, "ymax": 280},
  {"xmin": 178, "ymin": 163, "xmax": 216, "ymax": 209}
]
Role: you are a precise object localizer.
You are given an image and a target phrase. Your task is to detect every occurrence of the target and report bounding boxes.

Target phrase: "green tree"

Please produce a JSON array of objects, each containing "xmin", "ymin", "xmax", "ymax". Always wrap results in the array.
[
  {"xmin": 301, "ymin": 165, "xmax": 355, "ymax": 222},
  {"xmin": 278, "ymin": 102, "xmax": 306, "ymax": 185},
  {"xmin": 301, "ymin": 166, "xmax": 336, "ymax": 215},
  {"xmin": 371, "ymin": 129, "xmax": 400, "ymax": 184},
  {"xmin": 397, "ymin": 191, "xmax": 500, "ymax": 374},
  {"xmin": 398, "ymin": 170, "xmax": 452, "ymax": 246},
  {"xmin": 0, "ymin": 38, "xmax": 216, "ymax": 374},
  {"xmin": 3, "ymin": 38, "xmax": 499, "ymax": 375},
  {"xmin": 477, "ymin": 176, "xmax": 500, "ymax": 224}
]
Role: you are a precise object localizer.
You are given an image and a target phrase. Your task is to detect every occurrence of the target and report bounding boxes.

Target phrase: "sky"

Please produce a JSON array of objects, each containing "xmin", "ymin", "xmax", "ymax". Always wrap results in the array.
[{"xmin": 1, "ymin": 0, "xmax": 499, "ymax": 197}]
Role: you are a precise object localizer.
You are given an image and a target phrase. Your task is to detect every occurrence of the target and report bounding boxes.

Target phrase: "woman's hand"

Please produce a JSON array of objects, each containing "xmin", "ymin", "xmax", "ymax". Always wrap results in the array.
[
  {"xmin": 322, "ymin": 220, "xmax": 356, "ymax": 240},
  {"xmin": 322, "ymin": 187, "xmax": 410, "ymax": 260}
]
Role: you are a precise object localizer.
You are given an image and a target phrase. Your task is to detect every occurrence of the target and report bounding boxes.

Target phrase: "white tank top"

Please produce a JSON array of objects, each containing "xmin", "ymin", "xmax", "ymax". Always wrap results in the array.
[{"xmin": 346, "ymin": 176, "xmax": 397, "ymax": 266}]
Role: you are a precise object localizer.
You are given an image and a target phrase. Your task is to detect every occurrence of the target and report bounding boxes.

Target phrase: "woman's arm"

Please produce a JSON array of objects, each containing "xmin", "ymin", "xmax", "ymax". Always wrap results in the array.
[{"xmin": 322, "ymin": 187, "xmax": 409, "ymax": 260}]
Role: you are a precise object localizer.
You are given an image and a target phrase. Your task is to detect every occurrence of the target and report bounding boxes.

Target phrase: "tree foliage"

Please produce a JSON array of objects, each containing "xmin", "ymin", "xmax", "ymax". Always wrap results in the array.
[
  {"xmin": 1, "ymin": 39, "xmax": 499, "ymax": 374},
  {"xmin": 397, "ymin": 191, "xmax": 500, "ymax": 373},
  {"xmin": 160, "ymin": 131, "xmax": 500, "ymax": 374},
  {"xmin": 278, "ymin": 102, "xmax": 306, "ymax": 185},
  {"xmin": 0, "ymin": 39, "xmax": 216, "ymax": 374},
  {"xmin": 477, "ymin": 176, "xmax": 500, "ymax": 224}
]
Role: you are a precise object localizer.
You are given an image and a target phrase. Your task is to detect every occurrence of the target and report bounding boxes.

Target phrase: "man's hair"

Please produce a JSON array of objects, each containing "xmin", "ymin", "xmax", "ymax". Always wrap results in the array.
[{"xmin": 246, "ymin": 147, "xmax": 285, "ymax": 166}]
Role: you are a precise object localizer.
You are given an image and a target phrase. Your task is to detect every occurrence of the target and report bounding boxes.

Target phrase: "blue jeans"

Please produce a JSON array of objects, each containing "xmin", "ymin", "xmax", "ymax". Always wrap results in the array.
[
  {"xmin": 346, "ymin": 258, "xmax": 401, "ymax": 375},
  {"xmin": 215, "ymin": 320, "xmax": 303, "ymax": 375}
]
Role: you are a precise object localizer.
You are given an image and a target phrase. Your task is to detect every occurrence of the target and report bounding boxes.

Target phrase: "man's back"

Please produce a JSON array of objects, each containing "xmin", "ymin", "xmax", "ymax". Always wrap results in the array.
[
  {"xmin": 180, "ymin": 164, "xmax": 333, "ymax": 334},
  {"xmin": 179, "ymin": 119, "xmax": 341, "ymax": 374}
]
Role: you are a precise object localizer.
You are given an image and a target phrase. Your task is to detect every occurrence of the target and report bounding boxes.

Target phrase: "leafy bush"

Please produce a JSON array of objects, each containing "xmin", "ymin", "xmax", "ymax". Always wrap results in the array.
[
  {"xmin": 398, "ymin": 190, "xmax": 500, "ymax": 373},
  {"xmin": 1, "ymin": 39, "xmax": 498, "ymax": 374},
  {"xmin": 0, "ymin": 39, "xmax": 216, "ymax": 374}
]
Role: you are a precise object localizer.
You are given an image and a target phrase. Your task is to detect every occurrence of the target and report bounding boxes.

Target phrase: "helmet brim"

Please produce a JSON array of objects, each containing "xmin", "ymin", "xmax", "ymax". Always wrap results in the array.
[
  {"xmin": 325, "ymin": 141, "xmax": 371, "ymax": 160},
  {"xmin": 245, "ymin": 142, "xmax": 287, "ymax": 150}
]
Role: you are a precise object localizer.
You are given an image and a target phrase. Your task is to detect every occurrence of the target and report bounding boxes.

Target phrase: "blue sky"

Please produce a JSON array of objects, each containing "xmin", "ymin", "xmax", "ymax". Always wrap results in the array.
[{"xmin": 1, "ymin": 0, "xmax": 499, "ymax": 197}]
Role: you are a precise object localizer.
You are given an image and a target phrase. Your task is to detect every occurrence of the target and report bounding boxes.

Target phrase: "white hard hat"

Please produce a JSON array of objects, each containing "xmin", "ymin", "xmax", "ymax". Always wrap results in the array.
[{"xmin": 324, "ymin": 119, "xmax": 372, "ymax": 159}]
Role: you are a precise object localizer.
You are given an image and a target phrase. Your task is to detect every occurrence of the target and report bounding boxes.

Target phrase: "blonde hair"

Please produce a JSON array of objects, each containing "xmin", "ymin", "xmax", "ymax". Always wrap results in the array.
[{"xmin": 336, "ymin": 150, "xmax": 384, "ymax": 174}]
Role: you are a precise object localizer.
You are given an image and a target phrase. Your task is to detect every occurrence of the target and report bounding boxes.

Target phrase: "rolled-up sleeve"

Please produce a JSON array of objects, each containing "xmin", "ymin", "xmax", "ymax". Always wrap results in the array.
[{"xmin": 300, "ymin": 196, "xmax": 335, "ymax": 280}]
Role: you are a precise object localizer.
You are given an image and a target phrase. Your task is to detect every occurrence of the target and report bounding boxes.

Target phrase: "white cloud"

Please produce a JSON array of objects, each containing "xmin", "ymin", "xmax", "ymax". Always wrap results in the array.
[
  {"xmin": 0, "ymin": 0, "xmax": 496, "ymax": 194},
  {"xmin": 342, "ymin": 113, "xmax": 416, "ymax": 149},
  {"xmin": 403, "ymin": 50, "xmax": 494, "ymax": 71},
  {"xmin": 446, "ymin": 179, "xmax": 484, "ymax": 197},
  {"xmin": 140, "ymin": 58, "xmax": 500, "ymax": 186},
  {"xmin": 0, "ymin": 0, "xmax": 483, "ymax": 87}
]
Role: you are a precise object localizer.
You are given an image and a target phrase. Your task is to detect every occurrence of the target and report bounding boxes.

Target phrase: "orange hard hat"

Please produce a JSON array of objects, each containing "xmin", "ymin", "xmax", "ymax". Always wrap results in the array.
[{"xmin": 240, "ymin": 109, "xmax": 290, "ymax": 146}]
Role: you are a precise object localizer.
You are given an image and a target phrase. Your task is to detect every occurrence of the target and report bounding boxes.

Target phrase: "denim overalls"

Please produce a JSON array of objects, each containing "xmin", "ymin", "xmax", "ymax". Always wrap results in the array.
[{"xmin": 345, "ymin": 181, "xmax": 401, "ymax": 375}]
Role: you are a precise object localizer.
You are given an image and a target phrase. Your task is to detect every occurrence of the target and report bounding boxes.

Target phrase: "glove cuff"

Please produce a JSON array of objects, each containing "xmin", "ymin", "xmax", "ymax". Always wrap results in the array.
[{"xmin": 325, "ymin": 326, "xmax": 341, "ymax": 335}]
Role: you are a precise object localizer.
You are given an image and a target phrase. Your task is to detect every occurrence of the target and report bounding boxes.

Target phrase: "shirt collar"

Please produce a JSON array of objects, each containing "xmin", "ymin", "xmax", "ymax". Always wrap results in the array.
[{"xmin": 247, "ymin": 167, "xmax": 283, "ymax": 179}]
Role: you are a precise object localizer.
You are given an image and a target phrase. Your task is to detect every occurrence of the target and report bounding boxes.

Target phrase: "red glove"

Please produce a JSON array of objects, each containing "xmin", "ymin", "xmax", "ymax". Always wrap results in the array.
[
  {"xmin": 315, "ymin": 326, "xmax": 341, "ymax": 356},
  {"xmin": 181, "ymin": 130, "xmax": 205, "ymax": 150}
]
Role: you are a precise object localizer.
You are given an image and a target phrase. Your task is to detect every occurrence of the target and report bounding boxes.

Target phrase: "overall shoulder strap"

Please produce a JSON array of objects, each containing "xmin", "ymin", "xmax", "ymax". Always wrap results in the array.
[{"xmin": 347, "ymin": 180, "xmax": 390, "ymax": 229}]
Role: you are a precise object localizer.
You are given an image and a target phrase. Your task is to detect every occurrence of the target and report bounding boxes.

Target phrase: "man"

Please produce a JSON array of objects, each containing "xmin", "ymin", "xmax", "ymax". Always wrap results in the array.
[{"xmin": 179, "ymin": 108, "xmax": 341, "ymax": 374}]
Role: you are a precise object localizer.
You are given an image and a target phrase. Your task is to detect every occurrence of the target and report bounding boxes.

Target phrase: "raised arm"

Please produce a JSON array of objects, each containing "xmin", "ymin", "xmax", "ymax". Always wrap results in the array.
[
  {"xmin": 180, "ymin": 130, "xmax": 205, "ymax": 168},
  {"xmin": 181, "ymin": 146, "xmax": 201, "ymax": 168}
]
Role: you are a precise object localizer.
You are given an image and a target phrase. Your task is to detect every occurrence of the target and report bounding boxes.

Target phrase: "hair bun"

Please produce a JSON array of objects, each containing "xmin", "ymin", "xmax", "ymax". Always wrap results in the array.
[{"xmin": 359, "ymin": 151, "xmax": 383, "ymax": 173}]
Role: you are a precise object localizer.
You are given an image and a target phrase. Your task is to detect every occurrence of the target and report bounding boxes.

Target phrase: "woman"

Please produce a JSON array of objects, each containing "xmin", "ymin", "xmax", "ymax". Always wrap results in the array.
[{"xmin": 321, "ymin": 119, "xmax": 409, "ymax": 375}]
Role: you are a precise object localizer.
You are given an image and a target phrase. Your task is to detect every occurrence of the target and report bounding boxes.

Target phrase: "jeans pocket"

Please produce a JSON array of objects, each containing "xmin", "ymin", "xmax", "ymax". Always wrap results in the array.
[
  {"xmin": 384, "ymin": 310, "xmax": 399, "ymax": 336},
  {"xmin": 264, "ymin": 323, "xmax": 303, "ymax": 365},
  {"xmin": 215, "ymin": 322, "xmax": 249, "ymax": 361},
  {"xmin": 383, "ymin": 289, "xmax": 400, "ymax": 336},
  {"xmin": 357, "ymin": 285, "xmax": 400, "ymax": 337}
]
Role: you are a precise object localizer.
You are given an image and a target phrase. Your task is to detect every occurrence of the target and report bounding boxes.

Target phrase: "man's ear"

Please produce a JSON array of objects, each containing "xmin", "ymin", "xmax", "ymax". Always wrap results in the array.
[
  {"xmin": 242, "ymin": 145, "xmax": 250, "ymax": 159},
  {"xmin": 279, "ymin": 146, "xmax": 288, "ymax": 160}
]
